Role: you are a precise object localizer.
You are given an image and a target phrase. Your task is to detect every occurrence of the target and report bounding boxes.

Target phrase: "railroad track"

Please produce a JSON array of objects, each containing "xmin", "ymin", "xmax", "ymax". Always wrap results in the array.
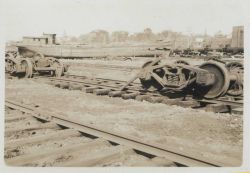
[
  {"xmin": 34, "ymin": 74, "xmax": 243, "ymax": 114},
  {"xmin": 5, "ymin": 99, "xmax": 239, "ymax": 167},
  {"xmin": 66, "ymin": 63, "xmax": 139, "ymax": 72}
]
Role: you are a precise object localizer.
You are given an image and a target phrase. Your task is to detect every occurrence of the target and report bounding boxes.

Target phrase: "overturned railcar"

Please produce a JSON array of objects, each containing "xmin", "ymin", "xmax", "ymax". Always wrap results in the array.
[
  {"xmin": 121, "ymin": 59, "xmax": 243, "ymax": 99},
  {"xmin": 5, "ymin": 46, "xmax": 68, "ymax": 78}
]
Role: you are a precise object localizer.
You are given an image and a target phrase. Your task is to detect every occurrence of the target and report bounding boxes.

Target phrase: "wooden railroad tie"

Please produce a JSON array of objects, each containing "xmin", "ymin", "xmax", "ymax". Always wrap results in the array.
[
  {"xmin": 82, "ymin": 86, "xmax": 99, "ymax": 93},
  {"xmin": 5, "ymin": 129, "xmax": 80, "ymax": 150},
  {"xmin": 60, "ymin": 82, "xmax": 70, "ymax": 89},
  {"xmin": 122, "ymin": 92, "xmax": 140, "ymax": 100},
  {"xmin": 205, "ymin": 103, "xmax": 230, "ymax": 113},
  {"xmin": 5, "ymin": 139, "xmax": 109, "ymax": 166},
  {"xmin": 69, "ymin": 83, "xmax": 83, "ymax": 90},
  {"xmin": 108, "ymin": 91, "xmax": 125, "ymax": 97},
  {"xmin": 5, "ymin": 122, "xmax": 61, "ymax": 137},
  {"xmin": 93, "ymin": 88, "xmax": 111, "ymax": 95}
]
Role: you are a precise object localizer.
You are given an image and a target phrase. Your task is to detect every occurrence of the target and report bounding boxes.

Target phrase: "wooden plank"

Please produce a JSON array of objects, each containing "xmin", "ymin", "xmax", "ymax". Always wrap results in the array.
[
  {"xmin": 5, "ymin": 129, "xmax": 80, "ymax": 150},
  {"xmin": 5, "ymin": 139, "xmax": 108, "ymax": 166},
  {"xmin": 62, "ymin": 146, "xmax": 133, "ymax": 167}
]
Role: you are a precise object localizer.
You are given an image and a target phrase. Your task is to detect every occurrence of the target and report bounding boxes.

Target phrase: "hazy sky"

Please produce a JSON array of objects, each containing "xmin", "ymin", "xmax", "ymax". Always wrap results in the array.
[{"xmin": 1, "ymin": 0, "xmax": 248, "ymax": 41}]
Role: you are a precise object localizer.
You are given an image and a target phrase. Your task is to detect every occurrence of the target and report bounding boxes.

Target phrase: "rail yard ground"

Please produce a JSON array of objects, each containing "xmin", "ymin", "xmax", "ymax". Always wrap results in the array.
[{"xmin": 5, "ymin": 57, "xmax": 243, "ymax": 166}]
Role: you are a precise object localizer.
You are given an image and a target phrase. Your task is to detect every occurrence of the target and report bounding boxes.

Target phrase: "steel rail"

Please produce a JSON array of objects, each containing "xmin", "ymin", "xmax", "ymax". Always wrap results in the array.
[
  {"xmin": 75, "ymin": 63, "xmax": 139, "ymax": 71},
  {"xmin": 5, "ymin": 99, "xmax": 239, "ymax": 167},
  {"xmin": 47, "ymin": 77, "xmax": 141, "ymax": 91},
  {"xmin": 66, "ymin": 74, "xmax": 141, "ymax": 84}
]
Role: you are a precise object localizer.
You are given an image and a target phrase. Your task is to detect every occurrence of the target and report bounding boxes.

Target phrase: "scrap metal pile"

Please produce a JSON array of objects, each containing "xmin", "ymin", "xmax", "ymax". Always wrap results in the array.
[
  {"xmin": 170, "ymin": 47, "xmax": 244, "ymax": 58},
  {"xmin": 121, "ymin": 58, "xmax": 243, "ymax": 99}
]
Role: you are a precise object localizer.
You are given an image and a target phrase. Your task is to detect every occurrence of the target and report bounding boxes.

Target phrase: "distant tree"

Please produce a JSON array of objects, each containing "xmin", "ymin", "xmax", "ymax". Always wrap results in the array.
[{"xmin": 144, "ymin": 28, "xmax": 153, "ymax": 34}]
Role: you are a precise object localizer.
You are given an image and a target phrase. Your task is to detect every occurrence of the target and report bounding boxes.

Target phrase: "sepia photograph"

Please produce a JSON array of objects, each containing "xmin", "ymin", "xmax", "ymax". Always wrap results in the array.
[{"xmin": 0, "ymin": 0, "xmax": 249, "ymax": 172}]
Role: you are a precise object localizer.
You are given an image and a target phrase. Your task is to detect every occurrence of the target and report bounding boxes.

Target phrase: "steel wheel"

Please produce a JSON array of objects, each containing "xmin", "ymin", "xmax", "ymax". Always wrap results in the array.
[
  {"xmin": 5, "ymin": 59, "xmax": 16, "ymax": 73},
  {"xmin": 226, "ymin": 62, "xmax": 243, "ymax": 96},
  {"xmin": 20, "ymin": 59, "xmax": 33, "ymax": 78},
  {"xmin": 199, "ymin": 61, "xmax": 230, "ymax": 99},
  {"xmin": 5, "ymin": 53, "xmax": 18, "ymax": 73},
  {"xmin": 51, "ymin": 60, "xmax": 64, "ymax": 77}
]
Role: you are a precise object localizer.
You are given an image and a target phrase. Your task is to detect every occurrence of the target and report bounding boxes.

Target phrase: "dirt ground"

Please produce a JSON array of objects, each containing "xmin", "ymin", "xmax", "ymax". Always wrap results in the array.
[{"xmin": 5, "ymin": 58, "xmax": 243, "ymax": 166}]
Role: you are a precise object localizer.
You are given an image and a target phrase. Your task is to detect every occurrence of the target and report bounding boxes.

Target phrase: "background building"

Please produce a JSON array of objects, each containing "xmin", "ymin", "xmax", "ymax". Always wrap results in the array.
[
  {"xmin": 210, "ymin": 31, "xmax": 231, "ymax": 49},
  {"xmin": 43, "ymin": 33, "xmax": 56, "ymax": 44},
  {"xmin": 87, "ymin": 30, "xmax": 109, "ymax": 44},
  {"xmin": 22, "ymin": 33, "xmax": 56, "ymax": 45},
  {"xmin": 111, "ymin": 31, "xmax": 129, "ymax": 42},
  {"xmin": 231, "ymin": 26, "xmax": 244, "ymax": 48},
  {"xmin": 20, "ymin": 26, "xmax": 244, "ymax": 50}
]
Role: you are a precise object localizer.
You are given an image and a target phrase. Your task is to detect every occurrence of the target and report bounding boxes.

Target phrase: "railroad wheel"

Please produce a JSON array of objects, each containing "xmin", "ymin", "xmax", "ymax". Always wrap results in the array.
[
  {"xmin": 139, "ymin": 61, "xmax": 164, "ymax": 91},
  {"xmin": 20, "ymin": 59, "xmax": 33, "ymax": 78},
  {"xmin": 51, "ymin": 61, "xmax": 64, "ymax": 77},
  {"xmin": 226, "ymin": 62, "xmax": 243, "ymax": 96},
  {"xmin": 5, "ymin": 52, "xmax": 15, "ymax": 59},
  {"xmin": 199, "ymin": 61, "xmax": 230, "ymax": 99},
  {"xmin": 174, "ymin": 60, "xmax": 190, "ymax": 65},
  {"xmin": 5, "ymin": 59, "xmax": 16, "ymax": 73},
  {"xmin": 5, "ymin": 53, "xmax": 17, "ymax": 73}
]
